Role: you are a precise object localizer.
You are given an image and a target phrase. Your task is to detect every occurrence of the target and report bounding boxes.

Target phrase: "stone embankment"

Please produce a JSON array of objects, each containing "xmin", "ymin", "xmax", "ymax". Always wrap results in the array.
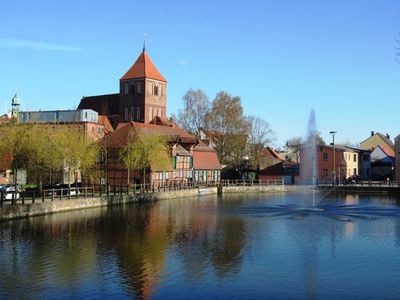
[{"xmin": 0, "ymin": 185, "xmax": 287, "ymax": 221}]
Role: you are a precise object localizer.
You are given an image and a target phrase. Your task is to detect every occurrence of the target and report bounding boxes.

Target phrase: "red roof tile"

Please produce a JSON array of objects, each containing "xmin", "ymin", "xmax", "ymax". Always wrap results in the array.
[
  {"xmin": 193, "ymin": 151, "xmax": 221, "ymax": 170},
  {"xmin": 379, "ymin": 145, "xmax": 395, "ymax": 158},
  {"xmin": 105, "ymin": 122, "xmax": 196, "ymax": 148},
  {"xmin": 98, "ymin": 115, "xmax": 114, "ymax": 135},
  {"xmin": 121, "ymin": 50, "xmax": 166, "ymax": 82},
  {"xmin": 259, "ymin": 147, "xmax": 283, "ymax": 161}
]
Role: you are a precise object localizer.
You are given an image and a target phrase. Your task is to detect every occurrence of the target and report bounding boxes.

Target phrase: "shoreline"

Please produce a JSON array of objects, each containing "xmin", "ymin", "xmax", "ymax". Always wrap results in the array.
[{"xmin": 0, "ymin": 185, "xmax": 287, "ymax": 222}]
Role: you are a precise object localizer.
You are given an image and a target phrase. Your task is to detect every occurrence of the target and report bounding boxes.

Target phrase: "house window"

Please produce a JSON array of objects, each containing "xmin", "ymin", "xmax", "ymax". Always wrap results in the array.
[
  {"xmin": 323, "ymin": 169, "xmax": 328, "ymax": 177},
  {"xmin": 154, "ymin": 85, "xmax": 159, "ymax": 96},
  {"xmin": 353, "ymin": 154, "xmax": 357, "ymax": 162},
  {"xmin": 323, "ymin": 153, "xmax": 328, "ymax": 160}
]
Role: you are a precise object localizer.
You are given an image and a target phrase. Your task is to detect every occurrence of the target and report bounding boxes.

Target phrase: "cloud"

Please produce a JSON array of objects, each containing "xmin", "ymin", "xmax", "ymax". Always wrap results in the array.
[
  {"xmin": 0, "ymin": 38, "xmax": 83, "ymax": 52},
  {"xmin": 178, "ymin": 59, "xmax": 188, "ymax": 65}
]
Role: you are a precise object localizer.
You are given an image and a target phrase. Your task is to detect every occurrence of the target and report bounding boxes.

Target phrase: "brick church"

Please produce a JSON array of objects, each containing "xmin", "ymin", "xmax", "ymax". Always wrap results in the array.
[
  {"xmin": 78, "ymin": 48, "xmax": 222, "ymax": 186},
  {"xmin": 78, "ymin": 47, "xmax": 168, "ymax": 128}
]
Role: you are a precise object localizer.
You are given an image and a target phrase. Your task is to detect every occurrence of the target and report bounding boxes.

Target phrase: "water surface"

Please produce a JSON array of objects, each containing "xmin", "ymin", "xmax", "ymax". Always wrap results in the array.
[{"xmin": 1, "ymin": 192, "xmax": 400, "ymax": 299}]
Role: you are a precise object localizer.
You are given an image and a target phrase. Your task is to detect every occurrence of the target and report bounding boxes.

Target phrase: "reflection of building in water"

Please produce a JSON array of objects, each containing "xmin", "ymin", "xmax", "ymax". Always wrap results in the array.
[
  {"xmin": 344, "ymin": 194, "xmax": 360, "ymax": 205},
  {"xmin": 112, "ymin": 203, "xmax": 170, "ymax": 300},
  {"xmin": 344, "ymin": 222, "xmax": 356, "ymax": 240}
]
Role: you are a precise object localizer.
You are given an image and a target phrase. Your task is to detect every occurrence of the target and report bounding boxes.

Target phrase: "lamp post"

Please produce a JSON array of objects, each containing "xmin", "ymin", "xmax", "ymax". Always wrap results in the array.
[{"xmin": 330, "ymin": 131, "xmax": 337, "ymax": 186}]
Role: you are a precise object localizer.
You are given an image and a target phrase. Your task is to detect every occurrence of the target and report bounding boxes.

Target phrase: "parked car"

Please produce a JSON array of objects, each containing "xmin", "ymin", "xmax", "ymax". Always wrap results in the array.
[
  {"xmin": 44, "ymin": 184, "xmax": 80, "ymax": 196},
  {"xmin": 346, "ymin": 175, "xmax": 363, "ymax": 184},
  {"xmin": 0, "ymin": 184, "xmax": 20, "ymax": 200}
]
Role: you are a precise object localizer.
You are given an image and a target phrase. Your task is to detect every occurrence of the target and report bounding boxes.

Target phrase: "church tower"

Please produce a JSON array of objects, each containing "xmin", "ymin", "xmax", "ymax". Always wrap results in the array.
[
  {"xmin": 11, "ymin": 93, "xmax": 20, "ymax": 120},
  {"xmin": 119, "ymin": 48, "xmax": 167, "ymax": 123}
]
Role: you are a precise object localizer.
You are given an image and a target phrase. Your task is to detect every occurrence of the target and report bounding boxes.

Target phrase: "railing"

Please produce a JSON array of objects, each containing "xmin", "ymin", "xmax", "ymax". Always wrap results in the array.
[
  {"xmin": 220, "ymin": 179, "xmax": 283, "ymax": 187},
  {"xmin": 0, "ymin": 179, "xmax": 285, "ymax": 207},
  {"xmin": 318, "ymin": 180, "xmax": 400, "ymax": 188}
]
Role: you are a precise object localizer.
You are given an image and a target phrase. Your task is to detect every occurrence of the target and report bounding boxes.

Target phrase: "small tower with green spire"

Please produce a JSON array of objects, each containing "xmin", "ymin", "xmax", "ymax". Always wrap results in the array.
[{"xmin": 11, "ymin": 93, "xmax": 20, "ymax": 120}]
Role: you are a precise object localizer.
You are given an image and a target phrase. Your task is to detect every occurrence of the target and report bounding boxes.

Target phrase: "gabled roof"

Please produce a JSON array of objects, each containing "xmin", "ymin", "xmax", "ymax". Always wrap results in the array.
[
  {"xmin": 97, "ymin": 115, "xmax": 114, "ymax": 135},
  {"xmin": 378, "ymin": 145, "xmax": 395, "ymax": 158},
  {"xmin": 120, "ymin": 50, "xmax": 166, "ymax": 82},
  {"xmin": 192, "ymin": 141, "xmax": 221, "ymax": 170},
  {"xmin": 78, "ymin": 93, "xmax": 120, "ymax": 116},
  {"xmin": 360, "ymin": 132, "xmax": 394, "ymax": 150},
  {"xmin": 259, "ymin": 147, "xmax": 283, "ymax": 161},
  {"xmin": 105, "ymin": 121, "xmax": 196, "ymax": 148}
]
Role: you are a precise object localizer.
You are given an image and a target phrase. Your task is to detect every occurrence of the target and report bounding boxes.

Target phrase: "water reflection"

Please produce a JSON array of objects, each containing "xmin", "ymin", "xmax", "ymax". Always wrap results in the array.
[{"xmin": 1, "ymin": 192, "xmax": 400, "ymax": 299}]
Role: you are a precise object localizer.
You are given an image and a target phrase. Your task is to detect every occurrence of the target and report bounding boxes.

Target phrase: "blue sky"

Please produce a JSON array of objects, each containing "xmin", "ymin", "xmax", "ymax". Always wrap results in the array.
[{"xmin": 1, "ymin": 0, "xmax": 399, "ymax": 147}]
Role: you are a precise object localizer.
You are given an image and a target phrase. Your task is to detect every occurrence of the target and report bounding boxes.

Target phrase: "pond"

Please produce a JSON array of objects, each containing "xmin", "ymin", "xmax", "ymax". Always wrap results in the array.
[{"xmin": 1, "ymin": 191, "xmax": 400, "ymax": 299}]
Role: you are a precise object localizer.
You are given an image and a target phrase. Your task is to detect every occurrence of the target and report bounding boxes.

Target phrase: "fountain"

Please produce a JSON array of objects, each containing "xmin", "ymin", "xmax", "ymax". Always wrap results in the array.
[{"xmin": 299, "ymin": 109, "xmax": 318, "ymax": 188}]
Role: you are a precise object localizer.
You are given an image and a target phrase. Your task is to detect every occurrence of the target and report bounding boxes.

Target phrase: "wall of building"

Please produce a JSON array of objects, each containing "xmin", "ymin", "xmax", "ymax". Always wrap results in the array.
[{"xmin": 395, "ymin": 136, "xmax": 400, "ymax": 182}]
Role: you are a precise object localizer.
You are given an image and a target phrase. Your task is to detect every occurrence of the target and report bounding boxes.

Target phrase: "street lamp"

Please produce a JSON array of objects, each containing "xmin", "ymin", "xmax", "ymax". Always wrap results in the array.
[{"xmin": 330, "ymin": 131, "xmax": 337, "ymax": 186}]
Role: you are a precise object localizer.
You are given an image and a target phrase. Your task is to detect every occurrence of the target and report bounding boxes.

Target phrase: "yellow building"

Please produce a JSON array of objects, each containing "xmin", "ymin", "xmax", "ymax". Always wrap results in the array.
[{"xmin": 360, "ymin": 131, "xmax": 394, "ymax": 152}]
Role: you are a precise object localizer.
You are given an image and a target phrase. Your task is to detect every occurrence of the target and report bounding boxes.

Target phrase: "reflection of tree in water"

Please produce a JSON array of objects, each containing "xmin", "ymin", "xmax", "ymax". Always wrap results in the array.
[
  {"xmin": 211, "ymin": 215, "xmax": 246, "ymax": 277},
  {"xmin": 99, "ymin": 203, "xmax": 170, "ymax": 300},
  {"xmin": 172, "ymin": 197, "xmax": 248, "ymax": 280},
  {"xmin": 0, "ymin": 209, "xmax": 101, "ymax": 299}
]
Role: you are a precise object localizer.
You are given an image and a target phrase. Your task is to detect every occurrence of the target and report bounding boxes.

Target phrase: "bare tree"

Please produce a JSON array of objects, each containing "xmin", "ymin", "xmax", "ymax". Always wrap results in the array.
[
  {"xmin": 205, "ymin": 91, "xmax": 248, "ymax": 165},
  {"xmin": 176, "ymin": 88, "xmax": 210, "ymax": 135},
  {"xmin": 247, "ymin": 116, "xmax": 274, "ymax": 169},
  {"xmin": 285, "ymin": 136, "xmax": 303, "ymax": 163}
]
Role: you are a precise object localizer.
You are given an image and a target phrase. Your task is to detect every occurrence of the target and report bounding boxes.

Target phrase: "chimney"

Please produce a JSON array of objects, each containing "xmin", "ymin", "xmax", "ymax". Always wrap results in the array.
[{"xmin": 371, "ymin": 131, "xmax": 374, "ymax": 137}]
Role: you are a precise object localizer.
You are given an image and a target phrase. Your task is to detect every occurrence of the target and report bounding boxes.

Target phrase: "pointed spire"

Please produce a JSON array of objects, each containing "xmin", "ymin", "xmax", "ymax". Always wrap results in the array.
[
  {"xmin": 120, "ymin": 49, "xmax": 166, "ymax": 82},
  {"xmin": 143, "ymin": 33, "xmax": 146, "ymax": 52}
]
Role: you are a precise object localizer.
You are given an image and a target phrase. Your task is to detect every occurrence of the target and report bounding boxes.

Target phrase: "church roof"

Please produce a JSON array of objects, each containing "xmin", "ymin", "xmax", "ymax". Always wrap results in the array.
[{"xmin": 120, "ymin": 50, "xmax": 166, "ymax": 82}]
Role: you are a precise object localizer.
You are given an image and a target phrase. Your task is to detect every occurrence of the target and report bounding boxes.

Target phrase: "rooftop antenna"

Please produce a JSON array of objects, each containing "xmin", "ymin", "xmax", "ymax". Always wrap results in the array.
[{"xmin": 143, "ymin": 32, "xmax": 146, "ymax": 52}]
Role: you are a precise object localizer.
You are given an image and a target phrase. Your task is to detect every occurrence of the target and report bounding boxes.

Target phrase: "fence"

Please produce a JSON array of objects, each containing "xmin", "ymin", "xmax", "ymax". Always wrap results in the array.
[
  {"xmin": 318, "ymin": 180, "xmax": 400, "ymax": 188},
  {"xmin": 0, "ymin": 179, "xmax": 284, "ymax": 207}
]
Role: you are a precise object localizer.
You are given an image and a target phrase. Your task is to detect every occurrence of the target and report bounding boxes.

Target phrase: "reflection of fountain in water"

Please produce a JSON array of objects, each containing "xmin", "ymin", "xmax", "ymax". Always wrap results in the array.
[{"xmin": 230, "ymin": 204, "xmax": 400, "ymax": 222}]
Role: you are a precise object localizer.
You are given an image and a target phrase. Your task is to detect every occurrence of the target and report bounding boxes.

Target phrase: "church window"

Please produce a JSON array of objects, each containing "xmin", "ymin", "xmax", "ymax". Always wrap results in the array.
[
  {"xmin": 154, "ymin": 85, "xmax": 159, "ymax": 96},
  {"xmin": 148, "ymin": 82, "xmax": 152, "ymax": 94},
  {"xmin": 124, "ymin": 83, "xmax": 129, "ymax": 95},
  {"xmin": 130, "ymin": 107, "xmax": 134, "ymax": 121},
  {"xmin": 160, "ymin": 85, "xmax": 163, "ymax": 96},
  {"xmin": 136, "ymin": 83, "xmax": 141, "ymax": 94}
]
